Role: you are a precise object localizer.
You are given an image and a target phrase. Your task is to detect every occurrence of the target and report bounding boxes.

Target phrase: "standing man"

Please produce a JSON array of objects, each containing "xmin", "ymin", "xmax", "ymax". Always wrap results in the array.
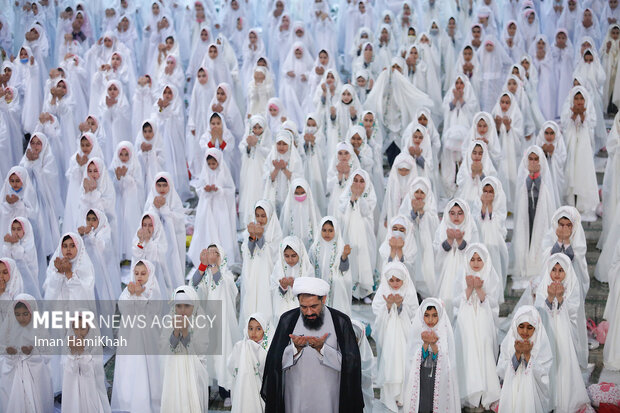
[{"xmin": 261, "ymin": 277, "xmax": 364, "ymax": 412}]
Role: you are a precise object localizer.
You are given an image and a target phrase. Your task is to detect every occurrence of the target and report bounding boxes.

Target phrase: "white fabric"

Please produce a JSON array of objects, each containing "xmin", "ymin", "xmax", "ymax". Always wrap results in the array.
[
  {"xmin": 43, "ymin": 233, "xmax": 95, "ymax": 301},
  {"xmin": 1, "ymin": 217, "xmax": 41, "ymax": 300}
]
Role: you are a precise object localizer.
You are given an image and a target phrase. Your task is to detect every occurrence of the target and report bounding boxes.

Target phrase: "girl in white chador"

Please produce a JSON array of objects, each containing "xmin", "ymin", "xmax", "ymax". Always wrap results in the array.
[
  {"xmin": 497, "ymin": 305, "xmax": 553, "ymax": 413},
  {"xmin": 43, "ymin": 233, "xmax": 95, "ymax": 301},
  {"xmin": 372, "ymin": 261, "xmax": 419, "ymax": 411},
  {"xmin": 0, "ymin": 294, "xmax": 54, "ymax": 413},
  {"xmin": 262, "ymin": 131, "xmax": 303, "ymax": 214},
  {"xmin": 338, "ymin": 169, "xmax": 377, "ymax": 301},
  {"xmin": 111, "ymin": 141, "xmax": 145, "ymax": 261},
  {"xmin": 560, "ymin": 86, "xmax": 599, "ymax": 221},
  {"xmin": 191, "ymin": 244, "xmax": 239, "ymax": 406},
  {"xmin": 534, "ymin": 254, "xmax": 590, "ymax": 413},
  {"xmin": 279, "ymin": 42, "xmax": 313, "ymax": 127},
  {"xmin": 144, "ymin": 172, "xmax": 186, "ymax": 289},
  {"xmin": 434, "ymin": 199, "xmax": 479, "ymax": 321},
  {"xmin": 463, "ymin": 111, "xmax": 502, "ymax": 167},
  {"xmin": 188, "ymin": 148, "xmax": 238, "ymax": 267},
  {"xmin": 0, "ymin": 258, "xmax": 23, "ymax": 321},
  {"xmin": 473, "ymin": 176, "xmax": 509, "ymax": 290},
  {"xmin": 111, "ymin": 260, "xmax": 162, "ymax": 413},
  {"xmin": 239, "ymin": 115, "xmax": 272, "ymax": 228},
  {"xmin": 135, "ymin": 120, "xmax": 165, "ymax": 189},
  {"xmin": 492, "ymin": 92, "xmax": 523, "ymax": 204},
  {"xmin": 98, "ymin": 79, "xmax": 131, "ymax": 163},
  {"xmin": 453, "ymin": 243, "xmax": 502, "ymax": 410},
  {"xmin": 270, "ymin": 235, "xmax": 313, "ymax": 322},
  {"xmin": 511, "ymin": 146, "xmax": 558, "ymax": 290},
  {"xmin": 400, "ymin": 124, "xmax": 434, "ymax": 184},
  {"xmin": 61, "ymin": 312, "xmax": 111, "ymax": 413},
  {"xmin": 280, "ymin": 178, "xmax": 320, "ymax": 250},
  {"xmin": 326, "ymin": 141, "xmax": 361, "ymax": 216},
  {"xmin": 401, "ymin": 297, "xmax": 461, "ymax": 413},
  {"xmin": 300, "ymin": 113, "xmax": 327, "ymax": 214},
  {"xmin": 239, "ymin": 200, "xmax": 282, "ymax": 326},
  {"xmin": 77, "ymin": 157, "xmax": 117, "ymax": 236},
  {"xmin": 159, "ymin": 286, "xmax": 209, "ymax": 413},
  {"xmin": 380, "ymin": 153, "xmax": 415, "ymax": 230},
  {"xmin": 574, "ymin": 48, "xmax": 607, "ymax": 152},
  {"xmin": 600, "ymin": 112, "xmax": 620, "ymax": 251},
  {"xmin": 309, "ymin": 216, "xmax": 352, "ymax": 316},
  {"xmin": 228, "ymin": 313, "xmax": 272, "ymax": 413},
  {"xmin": 2, "ymin": 218, "xmax": 42, "ymax": 300},
  {"xmin": 456, "ymin": 141, "xmax": 498, "ymax": 209},
  {"xmin": 442, "ymin": 73, "xmax": 480, "ymax": 131},
  {"xmin": 326, "ymin": 84, "xmax": 363, "ymax": 145},
  {"xmin": 377, "ymin": 214, "xmax": 418, "ymax": 277},
  {"xmin": 536, "ymin": 121, "xmax": 568, "ymax": 205},
  {"xmin": 603, "ymin": 239, "xmax": 620, "ymax": 370}
]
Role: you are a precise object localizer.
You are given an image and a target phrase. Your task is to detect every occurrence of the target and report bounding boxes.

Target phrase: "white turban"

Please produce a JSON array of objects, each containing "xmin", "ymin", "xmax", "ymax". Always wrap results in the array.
[{"xmin": 292, "ymin": 277, "xmax": 330, "ymax": 297}]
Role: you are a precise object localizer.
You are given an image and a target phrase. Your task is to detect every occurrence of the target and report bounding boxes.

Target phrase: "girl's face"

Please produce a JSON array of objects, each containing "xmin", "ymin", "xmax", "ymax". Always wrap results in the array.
[
  {"xmin": 318, "ymin": 51, "xmax": 328, "ymax": 66},
  {"xmin": 397, "ymin": 167, "xmax": 410, "ymax": 177},
  {"xmin": 463, "ymin": 47, "xmax": 473, "ymax": 62},
  {"xmin": 14, "ymin": 304, "xmax": 32, "ymax": 327},
  {"xmin": 612, "ymin": 27, "xmax": 620, "ymax": 40},
  {"xmin": 449, "ymin": 204, "xmax": 465, "ymax": 225},
  {"xmin": 482, "ymin": 184, "xmax": 495, "ymax": 200},
  {"xmin": 252, "ymin": 123, "xmax": 264, "ymax": 136},
  {"xmin": 163, "ymin": 86, "xmax": 173, "ymax": 102},
  {"xmin": 417, "ymin": 114, "xmax": 428, "ymax": 126},
  {"xmin": 517, "ymin": 322, "xmax": 535, "ymax": 340},
  {"xmin": 350, "ymin": 133, "xmax": 362, "ymax": 148},
  {"xmin": 294, "ymin": 186, "xmax": 306, "ymax": 196},
  {"xmin": 507, "ymin": 79, "xmax": 518, "ymax": 94},
  {"xmin": 143, "ymin": 125, "xmax": 154, "ymax": 140},
  {"xmin": 294, "ymin": 48, "xmax": 303, "ymax": 59},
  {"xmin": 87, "ymin": 116, "xmax": 99, "ymax": 131},
  {"xmin": 111, "ymin": 53, "xmax": 122, "ymax": 68},
  {"xmin": 556, "ymin": 32, "xmax": 567, "ymax": 47},
  {"xmin": 392, "ymin": 223, "xmax": 406, "ymax": 234},
  {"xmin": 107, "ymin": 84, "xmax": 119, "ymax": 99},
  {"xmin": 353, "ymin": 174, "xmax": 366, "ymax": 189},
  {"xmin": 61, "ymin": 237, "xmax": 78, "ymax": 259},
  {"xmin": 207, "ymin": 156, "xmax": 218, "ymax": 170},
  {"xmin": 455, "ymin": 78, "xmax": 465, "ymax": 92},
  {"xmin": 248, "ymin": 319, "xmax": 264, "ymax": 343},
  {"xmin": 527, "ymin": 12, "xmax": 535, "ymax": 24},
  {"xmin": 119, "ymin": 148, "xmax": 130, "ymax": 162},
  {"xmin": 80, "ymin": 137, "xmax": 92, "ymax": 155},
  {"xmin": 471, "ymin": 145, "xmax": 483, "ymax": 162},
  {"xmin": 388, "ymin": 276, "xmax": 403, "ymax": 290},
  {"xmin": 8, "ymin": 173, "xmax": 22, "ymax": 191},
  {"xmin": 500, "ymin": 95, "xmax": 511, "ymax": 112},
  {"xmin": 57, "ymin": 81, "xmax": 68, "ymax": 96},
  {"xmin": 584, "ymin": 53, "xmax": 594, "ymax": 63},
  {"xmin": 11, "ymin": 221, "xmax": 25, "ymax": 239},
  {"xmin": 341, "ymin": 90, "xmax": 353, "ymax": 104},
  {"xmin": 19, "ymin": 48, "xmax": 28, "ymax": 59},
  {"xmin": 208, "ymin": 46, "xmax": 218, "ymax": 59},
  {"xmin": 30, "ymin": 137, "xmax": 43, "ymax": 155},
  {"xmin": 544, "ymin": 127, "xmax": 555, "ymax": 143},
  {"xmin": 321, "ymin": 221, "xmax": 335, "ymax": 241},
  {"xmin": 207, "ymin": 246, "xmax": 220, "ymax": 265},
  {"xmin": 469, "ymin": 252, "xmax": 484, "ymax": 272},
  {"xmin": 86, "ymin": 212, "xmax": 99, "ymax": 229},
  {"xmin": 337, "ymin": 149, "xmax": 351, "ymax": 163},
  {"xmin": 521, "ymin": 59, "xmax": 530, "ymax": 71},
  {"xmin": 210, "ymin": 115, "xmax": 222, "ymax": 129},
  {"xmin": 362, "ymin": 113, "xmax": 374, "ymax": 128},
  {"xmin": 0, "ymin": 262, "xmax": 9, "ymax": 284},
  {"xmin": 306, "ymin": 118, "xmax": 317, "ymax": 128},
  {"xmin": 414, "ymin": 188, "xmax": 426, "ymax": 201},
  {"xmin": 249, "ymin": 31, "xmax": 257, "ymax": 44},
  {"xmin": 165, "ymin": 59, "xmax": 176, "ymax": 72},
  {"xmin": 197, "ymin": 69, "xmax": 208, "ymax": 85},
  {"xmin": 477, "ymin": 119, "xmax": 488, "ymax": 135},
  {"xmin": 424, "ymin": 307, "xmax": 439, "ymax": 327},
  {"xmin": 276, "ymin": 140, "xmax": 289, "ymax": 154},
  {"xmin": 87, "ymin": 162, "xmax": 100, "ymax": 181},
  {"xmin": 200, "ymin": 29, "xmax": 209, "ymax": 41},
  {"xmin": 527, "ymin": 152, "xmax": 540, "ymax": 173},
  {"xmin": 255, "ymin": 207, "xmax": 268, "ymax": 226},
  {"xmin": 412, "ymin": 130, "xmax": 424, "ymax": 146},
  {"xmin": 550, "ymin": 262, "xmax": 566, "ymax": 282},
  {"xmin": 507, "ymin": 22, "xmax": 516, "ymax": 36},
  {"xmin": 156, "ymin": 180, "xmax": 170, "ymax": 195},
  {"xmin": 356, "ymin": 77, "xmax": 366, "ymax": 88},
  {"xmin": 216, "ymin": 87, "xmax": 227, "ymax": 103},
  {"xmin": 269, "ymin": 105, "xmax": 279, "ymax": 116},
  {"xmin": 134, "ymin": 263, "xmax": 149, "ymax": 285},
  {"xmin": 283, "ymin": 247, "xmax": 299, "ymax": 267},
  {"xmin": 141, "ymin": 216, "xmax": 154, "ymax": 233},
  {"xmin": 72, "ymin": 317, "xmax": 90, "ymax": 338}
]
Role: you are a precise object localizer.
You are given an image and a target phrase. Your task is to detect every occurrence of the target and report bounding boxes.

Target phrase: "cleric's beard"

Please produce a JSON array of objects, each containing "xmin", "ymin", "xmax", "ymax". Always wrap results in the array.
[{"xmin": 301, "ymin": 308, "xmax": 325, "ymax": 330}]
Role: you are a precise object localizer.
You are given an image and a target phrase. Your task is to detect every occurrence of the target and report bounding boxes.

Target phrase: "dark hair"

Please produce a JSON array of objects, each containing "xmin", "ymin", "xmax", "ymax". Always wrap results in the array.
[
  {"xmin": 156, "ymin": 177, "xmax": 167, "ymax": 184},
  {"xmin": 206, "ymin": 155, "xmax": 217, "ymax": 162},
  {"xmin": 64, "ymin": 6, "xmax": 73, "ymax": 12},
  {"xmin": 142, "ymin": 121, "xmax": 152, "ymax": 131},
  {"xmin": 322, "ymin": 220, "xmax": 334, "ymax": 228},
  {"xmin": 62, "ymin": 234, "xmax": 73, "ymax": 243},
  {"xmin": 57, "ymin": 67, "xmax": 65, "ymax": 75},
  {"xmin": 165, "ymin": 35, "xmax": 174, "ymax": 42},
  {"xmin": 426, "ymin": 305, "xmax": 436, "ymax": 311},
  {"xmin": 86, "ymin": 209, "xmax": 97, "ymax": 218},
  {"xmin": 14, "ymin": 301, "xmax": 28, "ymax": 311}
]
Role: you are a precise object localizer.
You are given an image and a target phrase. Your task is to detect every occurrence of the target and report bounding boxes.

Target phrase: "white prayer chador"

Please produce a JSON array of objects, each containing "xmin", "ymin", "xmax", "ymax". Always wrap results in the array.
[
  {"xmin": 0, "ymin": 258, "xmax": 24, "ymax": 321},
  {"xmin": 270, "ymin": 235, "xmax": 313, "ymax": 322},
  {"xmin": 110, "ymin": 141, "xmax": 145, "ymax": 260},
  {"xmin": 111, "ymin": 260, "xmax": 163, "ymax": 413},
  {"xmin": 309, "ymin": 216, "xmax": 352, "ymax": 316},
  {"xmin": 560, "ymin": 86, "xmax": 600, "ymax": 220},
  {"xmin": 497, "ymin": 305, "xmax": 553, "ymax": 413},
  {"xmin": 77, "ymin": 157, "xmax": 117, "ymax": 236},
  {"xmin": 194, "ymin": 244, "xmax": 239, "ymax": 392},
  {"xmin": 600, "ymin": 112, "xmax": 620, "ymax": 249},
  {"xmin": 0, "ymin": 294, "xmax": 54, "ymax": 413},
  {"xmin": 398, "ymin": 177, "xmax": 439, "ymax": 298},
  {"xmin": 456, "ymin": 140, "xmax": 498, "ymax": 209},
  {"xmin": 326, "ymin": 141, "xmax": 361, "ymax": 216},
  {"xmin": 511, "ymin": 146, "xmax": 558, "ymax": 288},
  {"xmin": 262, "ymin": 130, "xmax": 304, "ymax": 213},
  {"xmin": 534, "ymin": 254, "xmax": 590, "ymax": 413},
  {"xmin": 99, "ymin": 79, "xmax": 132, "ymax": 163},
  {"xmin": 60, "ymin": 311, "xmax": 111, "ymax": 413},
  {"xmin": 378, "ymin": 214, "xmax": 418, "ymax": 275},
  {"xmin": 144, "ymin": 172, "xmax": 186, "ymax": 289},
  {"xmin": 135, "ymin": 119, "xmax": 165, "ymax": 189},
  {"xmin": 453, "ymin": 244, "xmax": 501, "ymax": 409},
  {"xmin": 228, "ymin": 313, "xmax": 272, "ymax": 413},
  {"xmin": 301, "ymin": 113, "xmax": 327, "ymax": 214},
  {"xmin": 603, "ymin": 240, "xmax": 620, "ymax": 370},
  {"xmin": 463, "ymin": 111, "xmax": 502, "ymax": 165},
  {"xmin": 338, "ymin": 169, "xmax": 377, "ymax": 299},
  {"xmin": 43, "ymin": 233, "xmax": 95, "ymax": 301},
  {"xmin": 239, "ymin": 199, "xmax": 282, "ymax": 324},
  {"xmin": 380, "ymin": 153, "xmax": 416, "ymax": 228},
  {"xmin": 2, "ymin": 217, "xmax": 43, "ymax": 300},
  {"xmin": 188, "ymin": 148, "xmax": 239, "ymax": 267},
  {"xmin": 442, "ymin": 73, "xmax": 480, "ymax": 130},
  {"xmin": 399, "ymin": 124, "xmax": 434, "ymax": 183},
  {"xmin": 433, "ymin": 198, "xmax": 479, "ymax": 321},
  {"xmin": 239, "ymin": 115, "xmax": 273, "ymax": 227},
  {"xmin": 473, "ymin": 176, "xmax": 509, "ymax": 290},
  {"xmin": 401, "ymin": 297, "xmax": 461, "ymax": 413},
  {"xmin": 536, "ymin": 121, "xmax": 568, "ymax": 204},
  {"xmin": 372, "ymin": 261, "xmax": 419, "ymax": 411},
  {"xmin": 280, "ymin": 177, "xmax": 320, "ymax": 250}
]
